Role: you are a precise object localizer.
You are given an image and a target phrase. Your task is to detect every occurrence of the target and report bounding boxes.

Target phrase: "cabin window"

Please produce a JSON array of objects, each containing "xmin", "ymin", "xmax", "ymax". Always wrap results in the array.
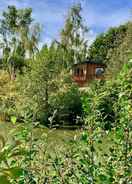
[
  {"xmin": 74, "ymin": 68, "xmax": 80, "ymax": 76},
  {"xmin": 77, "ymin": 68, "xmax": 80, "ymax": 76},
  {"xmin": 74, "ymin": 67, "xmax": 85, "ymax": 77},
  {"xmin": 80, "ymin": 69, "xmax": 84, "ymax": 76},
  {"xmin": 95, "ymin": 67, "xmax": 104, "ymax": 77}
]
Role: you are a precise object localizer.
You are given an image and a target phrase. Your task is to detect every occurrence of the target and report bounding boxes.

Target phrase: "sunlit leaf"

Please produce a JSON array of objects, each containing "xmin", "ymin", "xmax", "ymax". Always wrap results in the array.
[{"xmin": 10, "ymin": 116, "xmax": 17, "ymax": 125}]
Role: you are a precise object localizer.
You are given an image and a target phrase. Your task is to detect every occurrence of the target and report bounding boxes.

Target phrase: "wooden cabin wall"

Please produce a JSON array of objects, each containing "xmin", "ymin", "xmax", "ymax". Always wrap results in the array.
[
  {"xmin": 86, "ymin": 63, "xmax": 104, "ymax": 81},
  {"xmin": 72, "ymin": 63, "xmax": 105, "ymax": 87}
]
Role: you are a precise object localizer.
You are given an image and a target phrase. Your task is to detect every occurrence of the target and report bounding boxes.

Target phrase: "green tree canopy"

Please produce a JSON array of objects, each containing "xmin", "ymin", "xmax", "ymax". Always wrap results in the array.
[
  {"xmin": 88, "ymin": 23, "xmax": 128, "ymax": 63},
  {"xmin": 0, "ymin": 6, "xmax": 41, "ymax": 79},
  {"xmin": 60, "ymin": 4, "xmax": 89, "ymax": 68}
]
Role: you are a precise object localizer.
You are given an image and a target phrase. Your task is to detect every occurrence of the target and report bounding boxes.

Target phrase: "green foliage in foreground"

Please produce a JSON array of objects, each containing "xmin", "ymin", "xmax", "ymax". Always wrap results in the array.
[
  {"xmin": 0, "ymin": 63, "xmax": 131, "ymax": 184},
  {"xmin": 0, "ymin": 121, "xmax": 131, "ymax": 184},
  {"xmin": 82, "ymin": 62, "xmax": 132, "ymax": 130}
]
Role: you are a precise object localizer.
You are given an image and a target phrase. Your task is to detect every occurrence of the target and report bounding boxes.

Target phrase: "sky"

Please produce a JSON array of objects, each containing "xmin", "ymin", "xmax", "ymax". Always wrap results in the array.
[{"xmin": 0, "ymin": 0, "xmax": 132, "ymax": 45}]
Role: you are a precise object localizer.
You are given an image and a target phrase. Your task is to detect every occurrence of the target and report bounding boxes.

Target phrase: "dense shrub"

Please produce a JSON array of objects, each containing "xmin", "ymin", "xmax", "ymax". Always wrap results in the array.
[
  {"xmin": 0, "ymin": 70, "xmax": 17, "ymax": 121},
  {"xmin": 82, "ymin": 62, "xmax": 132, "ymax": 130},
  {"xmin": 82, "ymin": 81, "xmax": 117, "ymax": 130},
  {"xmin": 49, "ymin": 83, "xmax": 82, "ymax": 126},
  {"xmin": 14, "ymin": 68, "xmax": 83, "ymax": 126}
]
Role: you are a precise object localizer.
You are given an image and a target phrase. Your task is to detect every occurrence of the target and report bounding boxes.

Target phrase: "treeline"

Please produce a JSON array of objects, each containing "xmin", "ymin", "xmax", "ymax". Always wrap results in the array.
[{"xmin": 0, "ymin": 4, "xmax": 132, "ymax": 127}]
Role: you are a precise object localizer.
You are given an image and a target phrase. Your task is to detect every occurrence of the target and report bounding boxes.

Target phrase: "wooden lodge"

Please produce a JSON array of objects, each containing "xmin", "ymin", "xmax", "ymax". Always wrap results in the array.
[{"xmin": 72, "ymin": 60, "xmax": 105, "ymax": 87}]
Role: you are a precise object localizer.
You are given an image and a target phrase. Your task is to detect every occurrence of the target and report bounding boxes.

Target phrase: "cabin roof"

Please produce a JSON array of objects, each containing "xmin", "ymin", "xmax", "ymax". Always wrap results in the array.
[{"xmin": 73, "ymin": 59, "xmax": 106, "ymax": 67}]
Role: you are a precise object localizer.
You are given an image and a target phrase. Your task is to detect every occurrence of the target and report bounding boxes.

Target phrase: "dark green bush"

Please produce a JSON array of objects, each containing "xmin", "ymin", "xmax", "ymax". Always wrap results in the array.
[{"xmin": 49, "ymin": 84, "xmax": 82, "ymax": 126}]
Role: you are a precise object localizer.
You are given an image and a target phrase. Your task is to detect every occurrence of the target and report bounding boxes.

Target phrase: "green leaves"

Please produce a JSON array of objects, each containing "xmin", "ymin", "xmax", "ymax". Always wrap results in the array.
[
  {"xmin": 81, "ymin": 132, "xmax": 88, "ymax": 142},
  {"xmin": 0, "ymin": 175, "xmax": 11, "ymax": 184},
  {"xmin": 115, "ymin": 128, "xmax": 124, "ymax": 140},
  {"xmin": 98, "ymin": 174, "xmax": 109, "ymax": 183},
  {"xmin": 1, "ymin": 167, "xmax": 23, "ymax": 179},
  {"xmin": 0, "ymin": 167, "xmax": 24, "ymax": 184},
  {"xmin": 10, "ymin": 116, "xmax": 17, "ymax": 125},
  {"xmin": 6, "ymin": 167, "xmax": 23, "ymax": 179}
]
